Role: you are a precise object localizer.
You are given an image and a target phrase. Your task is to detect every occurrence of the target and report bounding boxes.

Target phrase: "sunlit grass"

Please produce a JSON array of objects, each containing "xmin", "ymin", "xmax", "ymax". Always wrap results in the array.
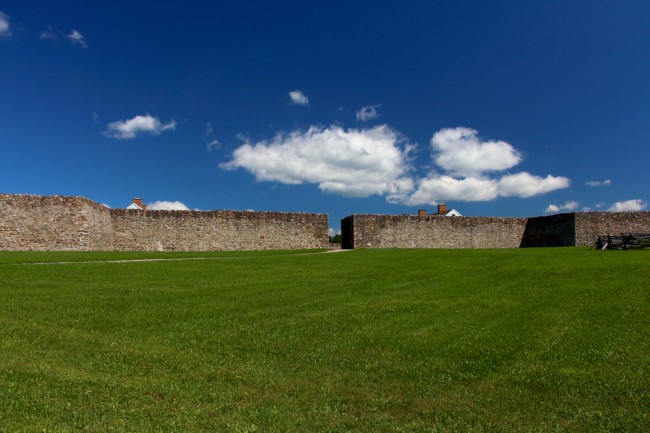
[{"xmin": 0, "ymin": 248, "xmax": 648, "ymax": 432}]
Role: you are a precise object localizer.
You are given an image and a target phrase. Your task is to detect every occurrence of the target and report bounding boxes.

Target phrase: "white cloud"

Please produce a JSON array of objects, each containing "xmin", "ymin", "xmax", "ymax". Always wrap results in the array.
[
  {"xmin": 205, "ymin": 122, "xmax": 220, "ymax": 151},
  {"xmin": 497, "ymin": 172, "xmax": 570, "ymax": 198},
  {"xmin": 104, "ymin": 114, "xmax": 176, "ymax": 139},
  {"xmin": 406, "ymin": 175, "xmax": 498, "ymax": 204},
  {"xmin": 400, "ymin": 128, "xmax": 569, "ymax": 205},
  {"xmin": 235, "ymin": 132, "xmax": 250, "ymax": 143},
  {"xmin": 431, "ymin": 127, "xmax": 522, "ymax": 177},
  {"xmin": 607, "ymin": 199, "xmax": 647, "ymax": 212},
  {"xmin": 206, "ymin": 139, "xmax": 220, "ymax": 150},
  {"xmin": 39, "ymin": 30, "xmax": 56, "ymax": 40},
  {"xmin": 147, "ymin": 201, "xmax": 191, "ymax": 211},
  {"xmin": 221, "ymin": 124, "xmax": 413, "ymax": 198},
  {"xmin": 42, "ymin": 27, "xmax": 88, "ymax": 46},
  {"xmin": 563, "ymin": 201, "xmax": 579, "ymax": 210},
  {"xmin": 356, "ymin": 105, "xmax": 381, "ymax": 122},
  {"xmin": 545, "ymin": 200, "xmax": 579, "ymax": 213},
  {"xmin": 586, "ymin": 179, "xmax": 612, "ymax": 187},
  {"xmin": 39, "ymin": 27, "xmax": 86, "ymax": 47},
  {"xmin": 66, "ymin": 29, "xmax": 87, "ymax": 48},
  {"xmin": 289, "ymin": 90, "xmax": 309, "ymax": 106},
  {"xmin": 222, "ymin": 124, "xmax": 570, "ymax": 205},
  {"xmin": 403, "ymin": 172, "xmax": 570, "ymax": 205},
  {"xmin": 0, "ymin": 11, "xmax": 12, "ymax": 38},
  {"xmin": 328, "ymin": 227, "xmax": 341, "ymax": 237}
]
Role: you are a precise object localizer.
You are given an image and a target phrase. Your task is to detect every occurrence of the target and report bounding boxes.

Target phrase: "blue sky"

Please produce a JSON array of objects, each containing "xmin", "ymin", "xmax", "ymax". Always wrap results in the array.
[{"xmin": 1, "ymin": 1, "xmax": 649, "ymax": 233}]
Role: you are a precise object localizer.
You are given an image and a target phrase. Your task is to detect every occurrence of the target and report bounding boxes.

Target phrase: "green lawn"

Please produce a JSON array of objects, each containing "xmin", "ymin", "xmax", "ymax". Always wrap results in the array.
[{"xmin": 0, "ymin": 248, "xmax": 648, "ymax": 432}]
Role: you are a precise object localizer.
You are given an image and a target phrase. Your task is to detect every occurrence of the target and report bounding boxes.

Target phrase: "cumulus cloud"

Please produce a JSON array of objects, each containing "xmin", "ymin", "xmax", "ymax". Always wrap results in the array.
[
  {"xmin": 104, "ymin": 114, "xmax": 176, "ymax": 139},
  {"xmin": 66, "ymin": 29, "xmax": 87, "ymax": 48},
  {"xmin": 497, "ymin": 172, "xmax": 570, "ymax": 198},
  {"xmin": 289, "ymin": 90, "xmax": 309, "ymax": 106},
  {"xmin": 221, "ymin": 125, "xmax": 414, "ymax": 198},
  {"xmin": 607, "ymin": 199, "xmax": 647, "ymax": 212},
  {"xmin": 545, "ymin": 200, "xmax": 579, "ymax": 213},
  {"xmin": 147, "ymin": 201, "xmax": 191, "ymax": 211},
  {"xmin": 328, "ymin": 227, "xmax": 341, "ymax": 237},
  {"xmin": 563, "ymin": 201, "xmax": 579, "ymax": 210},
  {"xmin": 406, "ymin": 175, "xmax": 498, "ymax": 204},
  {"xmin": 356, "ymin": 105, "xmax": 381, "ymax": 122},
  {"xmin": 0, "ymin": 11, "xmax": 12, "ymax": 38},
  {"xmin": 399, "ymin": 128, "xmax": 569, "ymax": 205},
  {"xmin": 586, "ymin": 179, "xmax": 612, "ymax": 187},
  {"xmin": 222, "ymin": 124, "xmax": 570, "ymax": 205},
  {"xmin": 404, "ymin": 172, "xmax": 570, "ymax": 205},
  {"xmin": 431, "ymin": 127, "xmax": 522, "ymax": 177}
]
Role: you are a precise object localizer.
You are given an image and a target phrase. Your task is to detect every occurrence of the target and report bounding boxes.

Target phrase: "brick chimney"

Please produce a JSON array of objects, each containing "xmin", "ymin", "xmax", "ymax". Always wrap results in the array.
[
  {"xmin": 437, "ymin": 204, "xmax": 447, "ymax": 215},
  {"xmin": 418, "ymin": 209, "xmax": 427, "ymax": 216},
  {"xmin": 132, "ymin": 198, "xmax": 147, "ymax": 210}
]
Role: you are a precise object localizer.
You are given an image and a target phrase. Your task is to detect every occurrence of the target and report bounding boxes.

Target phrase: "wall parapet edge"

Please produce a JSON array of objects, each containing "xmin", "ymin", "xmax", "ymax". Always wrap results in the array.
[
  {"xmin": 110, "ymin": 207, "xmax": 329, "ymax": 251},
  {"xmin": 0, "ymin": 193, "xmax": 113, "ymax": 251},
  {"xmin": 342, "ymin": 211, "xmax": 650, "ymax": 249},
  {"xmin": 341, "ymin": 214, "xmax": 528, "ymax": 249},
  {"xmin": 4, "ymin": 193, "xmax": 649, "ymax": 251},
  {"xmin": 0, "ymin": 193, "xmax": 329, "ymax": 251}
]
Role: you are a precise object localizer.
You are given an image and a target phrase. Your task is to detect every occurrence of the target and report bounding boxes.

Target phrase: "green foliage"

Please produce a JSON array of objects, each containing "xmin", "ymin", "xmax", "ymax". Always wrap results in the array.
[
  {"xmin": 329, "ymin": 234, "xmax": 342, "ymax": 243},
  {"xmin": 0, "ymin": 248, "xmax": 649, "ymax": 432}
]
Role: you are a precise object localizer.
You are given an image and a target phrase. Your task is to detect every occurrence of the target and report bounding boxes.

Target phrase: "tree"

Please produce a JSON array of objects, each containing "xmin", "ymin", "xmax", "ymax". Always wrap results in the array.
[{"xmin": 329, "ymin": 234, "xmax": 342, "ymax": 244}]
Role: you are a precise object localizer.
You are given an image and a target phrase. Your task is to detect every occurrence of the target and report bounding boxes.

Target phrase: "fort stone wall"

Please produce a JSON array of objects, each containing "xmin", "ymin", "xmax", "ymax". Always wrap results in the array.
[
  {"xmin": 3, "ymin": 193, "xmax": 649, "ymax": 251},
  {"xmin": 520, "ymin": 213, "xmax": 576, "ymax": 247},
  {"xmin": 575, "ymin": 212, "xmax": 650, "ymax": 246},
  {"xmin": 519, "ymin": 212, "xmax": 650, "ymax": 247},
  {"xmin": 110, "ymin": 209, "xmax": 328, "ymax": 251},
  {"xmin": 0, "ymin": 193, "xmax": 328, "ymax": 251},
  {"xmin": 341, "ymin": 214, "xmax": 528, "ymax": 249},
  {"xmin": 342, "ymin": 211, "xmax": 650, "ymax": 249},
  {"xmin": 0, "ymin": 194, "xmax": 113, "ymax": 251}
]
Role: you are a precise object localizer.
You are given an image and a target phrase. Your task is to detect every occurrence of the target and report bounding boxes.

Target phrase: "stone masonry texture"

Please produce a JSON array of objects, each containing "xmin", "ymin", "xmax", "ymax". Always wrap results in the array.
[
  {"xmin": 2, "ymin": 193, "xmax": 649, "ymax": 251},
  {"xmin": 342, "ymin": 212, "xmax": 650, "ymax": 249},
  {"xmin": 0, "ymin": 194, "xmax": 114, "ymax": 251},
  {"xmin": 110, "ymin": 209, "xmax": 328, "ymax": 251},
  {"xmin": 0, "ymin": 193, "xmax": 328, "ymax": 251},
  {"xmin": 574, "ymin": 212, "xmax": 650, "ymax": 246},
  {"xmin": 341, "ymin": 214, "xmax": 528, "ymax": 249},
  {"xmin": 520, "ymin": 213, "xmax": 576, "ymax": 247}
]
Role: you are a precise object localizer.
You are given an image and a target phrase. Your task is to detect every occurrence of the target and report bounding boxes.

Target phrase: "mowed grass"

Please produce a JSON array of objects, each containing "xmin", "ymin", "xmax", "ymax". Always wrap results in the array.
[{"xmin": 0, "ymin": 248, "xmax": 648, "ymax": 432}]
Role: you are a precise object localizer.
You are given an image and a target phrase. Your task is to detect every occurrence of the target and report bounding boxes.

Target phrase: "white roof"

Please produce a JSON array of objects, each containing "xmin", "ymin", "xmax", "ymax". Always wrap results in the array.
[{"xmin": 443, "ymin": 209, "xmax": 462, "ymax": 216}]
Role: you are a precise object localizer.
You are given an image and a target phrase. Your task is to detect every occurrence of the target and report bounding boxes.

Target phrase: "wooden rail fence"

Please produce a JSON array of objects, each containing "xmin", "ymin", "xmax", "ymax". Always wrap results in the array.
[{"xmin": 594, "ymin": 233, "xmax": 650, "ymax": 250}]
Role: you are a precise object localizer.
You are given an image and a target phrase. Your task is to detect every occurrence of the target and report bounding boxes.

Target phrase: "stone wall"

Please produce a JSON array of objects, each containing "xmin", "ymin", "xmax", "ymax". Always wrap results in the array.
[
  {"xmin": 341, "ymin": 214, "xmax": 528, "ymax": 249},
  {"xmin": 342, "ymin": 211, "xmax": 650, "ymax": 249},
  {"xmin": 3, "ymin": 193, "xmax": 648, "ymax": 251},
  {"xmin": 575, "ymin": 212, "xmax": 650, "ymax": 246},
  {"xmin": 520, "ymin": 213, "xmax": 576, "ymax": 247},
  {"xmin": 0, "ymin": 193, "xmax": 328, "ymax": 251},
  {"xmin": 0, "ymin": 194, "xmax": 113, "ymax": 251},
  {"xmin": 110, "ymin": 209, "xmax": 328, "ymax": 251},
  {"xmin": 519, "ymin": 212, "xmax": 650, "ymax": 247}
]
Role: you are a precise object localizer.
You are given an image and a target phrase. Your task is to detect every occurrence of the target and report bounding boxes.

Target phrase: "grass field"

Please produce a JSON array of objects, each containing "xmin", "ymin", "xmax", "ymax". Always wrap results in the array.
[{"xmin": 0, "ymin": 248, "xmax": 648, "ymax": 432}]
